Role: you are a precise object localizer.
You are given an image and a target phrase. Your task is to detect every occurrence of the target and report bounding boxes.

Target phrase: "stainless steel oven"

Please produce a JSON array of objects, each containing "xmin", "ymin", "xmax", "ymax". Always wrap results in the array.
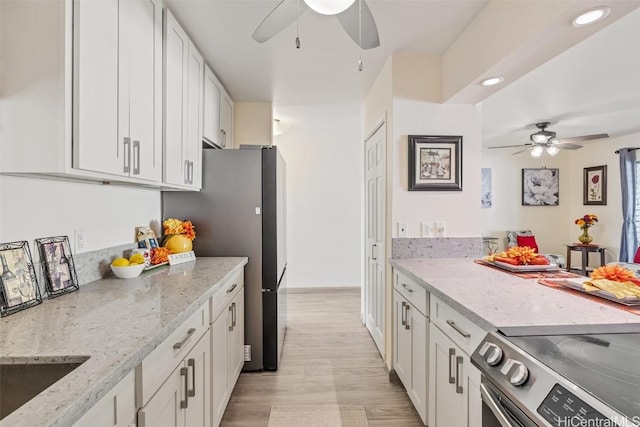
[{"xmin": 472, "ymin": 326, "xmax": 640, "ymax": 427}]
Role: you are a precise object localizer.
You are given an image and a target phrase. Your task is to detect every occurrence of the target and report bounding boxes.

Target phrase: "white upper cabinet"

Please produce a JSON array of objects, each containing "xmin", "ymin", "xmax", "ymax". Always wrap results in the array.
[
  {"xmin": 163, "ymin": 9, "xmax": 202, "ymax": 189},
  {"xmin": 203, "ymin": 65, "xmax": 221, "ymax": 147},
  {"xmin": 219, "ymin": 91, "xmax": 234, "ymax": 149}
]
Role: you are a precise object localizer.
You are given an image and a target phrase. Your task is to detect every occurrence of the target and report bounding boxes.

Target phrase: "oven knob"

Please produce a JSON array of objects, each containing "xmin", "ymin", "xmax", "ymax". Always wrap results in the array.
[
  {"xmin": 509, "ymin": 361, "xmax": 529, "ymax": 386},
  {"xmin": 484, "ymin": 343, "xmax": 503, "ymax": 366}
]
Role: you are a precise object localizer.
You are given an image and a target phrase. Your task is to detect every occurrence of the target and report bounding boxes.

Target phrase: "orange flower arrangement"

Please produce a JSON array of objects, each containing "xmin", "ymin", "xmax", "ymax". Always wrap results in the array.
[
  {"xmin": 590, "ymin": 264, "xmax": 640, "ymax": 286},
  {"xmin": 162, "ymin": 218, "xmax": 196, "ymax": 241},
  {"xmin": 491, "ymin": 246, "xmax": 549, "ymax": 266}
]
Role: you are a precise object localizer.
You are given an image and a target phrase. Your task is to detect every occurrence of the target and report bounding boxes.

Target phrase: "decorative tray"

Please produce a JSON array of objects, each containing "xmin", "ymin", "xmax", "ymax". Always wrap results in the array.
[
  {"xmin": 143, "ymin": 261, "xmax": 169, "ymax": 271},
  {"xmin": 490, "ymin": 261, "xmax": 560, "ymax": 272},
  {"xmin": 557, "ymin": 278, "xmax": 640, "ymax": 306}
]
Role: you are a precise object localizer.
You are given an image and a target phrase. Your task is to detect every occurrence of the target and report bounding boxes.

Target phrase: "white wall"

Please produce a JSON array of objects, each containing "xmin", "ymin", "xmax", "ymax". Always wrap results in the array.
[
  {"xmin": 273, "ymin": 104, "xmax": 362, "ymax": 288},
  {"xmin": 0, "ymin": 176, "xmax": 161, "ymax": 257},
  {"xmin": 233, "ymin": 102, "xmax": 272, "ymax": 147}
]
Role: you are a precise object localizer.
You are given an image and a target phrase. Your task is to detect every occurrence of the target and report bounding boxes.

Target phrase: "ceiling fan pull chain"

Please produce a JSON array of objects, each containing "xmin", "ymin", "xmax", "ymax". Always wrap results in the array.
[
  {"xmin": 296, "ymin": 0, "xmax": 301, "ymax": 49},
  {"xmin": 358, "ymin": 0, "xmax": 363, "ymax": 71}
]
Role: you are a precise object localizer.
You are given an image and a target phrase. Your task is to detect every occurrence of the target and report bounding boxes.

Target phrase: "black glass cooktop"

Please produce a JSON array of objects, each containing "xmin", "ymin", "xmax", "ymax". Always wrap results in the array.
[{"xmin": 506, "ymin": 332, "xmax": 640, "ymax": 420}]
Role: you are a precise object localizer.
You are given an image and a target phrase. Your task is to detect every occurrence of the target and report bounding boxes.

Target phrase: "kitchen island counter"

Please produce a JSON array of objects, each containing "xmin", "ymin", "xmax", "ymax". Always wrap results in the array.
[
  {"xmin": 0, "ymin": 257, "xmax": 247, "ymax": 427},
  {"xmin": 390, "ymin": 258, "xmax": 639, "ymax": 331}
]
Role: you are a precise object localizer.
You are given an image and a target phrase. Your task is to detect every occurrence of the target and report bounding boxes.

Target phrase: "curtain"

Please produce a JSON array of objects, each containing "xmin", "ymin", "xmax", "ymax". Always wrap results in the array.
[{"xmin": 619, "ymin": 148, "xmax": 638, "ymax": 262}]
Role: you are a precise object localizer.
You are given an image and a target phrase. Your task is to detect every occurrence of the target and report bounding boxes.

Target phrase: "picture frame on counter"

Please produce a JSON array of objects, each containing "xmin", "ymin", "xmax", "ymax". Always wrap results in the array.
[
  {"xmin": 35, "ymin": 236, "xmax": 79, "ymax": 298},
  {"xmin": 408, "ymin": 135, "xmax": 463, "ymax": 191},
  {"xmin": 0, "ymin": 241, "xmax": 42, "ymax": 317}
]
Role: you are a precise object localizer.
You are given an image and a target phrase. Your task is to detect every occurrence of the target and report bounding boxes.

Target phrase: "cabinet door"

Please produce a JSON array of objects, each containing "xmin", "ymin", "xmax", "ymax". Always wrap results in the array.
[
  {"xmin": 429, "ymin": 324, "xmax": 467, "ymax": 427},
  {"xmin": 163, "ymin": 10, "xmax": 189, "ymax": 186},
  {"xmin": 409, "ymin": 306, "xmax": 427, "ymax": 424},
  {"xmin": 228, "ymin": 289, "xmax": 245, "ymax": 387},
  {"xmin": 219, "ymin": 93, "xmax": 233, "ymax": 148},
  {"xmin": 466, "ymin": 359, "xmax": 482, "ymax": 427},
  {"xmin": 211, "ymin": 310, "xmax": 229, "ymax": 427},
  {"xmin": 72, "ymin": 0, "xmax": 122, "ymax": 176},
  {"xmin": 185, "ymin": 333, "xmax": 211, "ymax": 427},
  {"xmin": 185, "ymin": 41, "xmax": 203, "ymax": 188},
  {"xmin": 73, "ymin": 371, "xmax": 135, "ymax": 427},
  {"xmin": 203, "ymin": 65, "xmax": 221, "ymax": 146},
  {"xmin": 122, "ymin": 0, "xmax": 162, "ymax": 182},
  {"xmin": 393, "ymin": 290, "xmax": 411, "ymax": 387},
  {"xmin": 138, "ymin": 363, "xmax": 186, "ymax": 427}
]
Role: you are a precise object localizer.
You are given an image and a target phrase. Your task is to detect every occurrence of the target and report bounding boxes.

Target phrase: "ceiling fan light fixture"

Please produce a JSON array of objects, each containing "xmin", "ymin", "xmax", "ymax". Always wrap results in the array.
[
  {"xmin": 530, "ymin": 146, "xmax": 544, "ymax": 158},
  {"xmin": 480, "ymin": 77, "xmax": 503, "ymax": 87},
  {"xmin": 531, "ymin": 134, "xmax": 548, "ymax": 143},
  {"xmin": 546, "ymin": 145, "xmax": 560, "ymax": 156},
  {"xmin": 303, "ymin": 0, "xmax": 355, "ymax": 15},
  {"xmin": 573, "ymin": 7, "xmax": 611, "ymax": 27}
]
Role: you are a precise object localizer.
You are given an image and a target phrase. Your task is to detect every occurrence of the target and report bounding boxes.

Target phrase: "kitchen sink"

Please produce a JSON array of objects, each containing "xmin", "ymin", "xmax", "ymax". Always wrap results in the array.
[{"xmin": 0, "ymin": 356, "xmax": 90, "ymax": 421}]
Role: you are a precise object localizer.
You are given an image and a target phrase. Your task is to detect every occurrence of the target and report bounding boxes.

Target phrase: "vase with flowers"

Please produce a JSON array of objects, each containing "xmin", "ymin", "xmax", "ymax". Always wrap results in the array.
[
  {"xmin": 575, "ymin": 214, "xmax": 598, "ymax": 244},
  {"xmin": 162, "ymin": 218, "xmax": 196, "ymax": 253}
]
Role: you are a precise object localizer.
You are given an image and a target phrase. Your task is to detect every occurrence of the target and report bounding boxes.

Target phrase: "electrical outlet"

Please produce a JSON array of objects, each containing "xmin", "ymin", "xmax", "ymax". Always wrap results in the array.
[
  {"xmin": 398, "ymin": 222, "xmax": 408, "ymax": 238},
  {"xmin": 74, "ymin": 229, "xmax": 87, "ymax": 252},
  {"xmin": 422, "ymin": 223, "xmax": 431, "ymax": 237},
  {"xmin": 435, "ymin": 221, "xmax": 446, "ymax": 237}
]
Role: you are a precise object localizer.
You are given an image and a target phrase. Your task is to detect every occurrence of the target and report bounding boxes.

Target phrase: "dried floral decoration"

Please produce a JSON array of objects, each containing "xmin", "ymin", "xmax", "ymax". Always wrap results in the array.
[{"xmin": 162, "ymin": 218, "xmax": 196, "ymax": 241}]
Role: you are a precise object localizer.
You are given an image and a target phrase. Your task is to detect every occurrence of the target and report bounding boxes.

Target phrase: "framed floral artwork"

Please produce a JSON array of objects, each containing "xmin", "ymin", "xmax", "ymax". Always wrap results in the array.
[
  {"xmin": 522, "ymin": 168, "xmax": 559, "ymax": 206},
  {"xmin": 583, "ymin": 165, "xmax": 607, "ymax": 205}
]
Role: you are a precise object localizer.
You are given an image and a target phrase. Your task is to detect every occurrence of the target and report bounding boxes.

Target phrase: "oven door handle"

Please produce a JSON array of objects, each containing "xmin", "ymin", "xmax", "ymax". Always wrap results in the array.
[{"xmin": 480, "ymin": 383, "xmax": 517, "ymax": 427}]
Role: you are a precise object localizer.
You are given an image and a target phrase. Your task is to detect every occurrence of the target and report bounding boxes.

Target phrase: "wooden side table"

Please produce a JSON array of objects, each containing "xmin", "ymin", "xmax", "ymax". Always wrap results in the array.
[{"xmin": 565, "ymin": 244, "xmax": 606, "ymax": 276}]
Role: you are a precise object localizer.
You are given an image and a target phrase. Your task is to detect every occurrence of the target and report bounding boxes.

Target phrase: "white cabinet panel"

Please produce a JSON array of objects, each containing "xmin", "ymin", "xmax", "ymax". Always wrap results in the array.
[
  {"xmin": 393, "ymin": 290, "xmax": 411, "ymax": 386},
  {"xmin": 228, "ymin": 290, "xmax": 245, "ymax": 387},
  {"xmin": 203, "ymin": 65, "xmax": 221, "ymax": 147},
  {"xmin": 138, "ymin": 364, "xmax": 185, "ymax": 427},
  {"xmin": 186, "ymin": 41, "xmax": 203, "ymax": 188},
  {"xmin": 211, "ymin": 309, "xmax": 229, "ymax": 427},
  {"xmin": 219, "ymin": 93, "xmax": 233, "ymax": 148},
  {"xmin": 73, "ymin": 371, "xmax": 136, "ymax": 427}
]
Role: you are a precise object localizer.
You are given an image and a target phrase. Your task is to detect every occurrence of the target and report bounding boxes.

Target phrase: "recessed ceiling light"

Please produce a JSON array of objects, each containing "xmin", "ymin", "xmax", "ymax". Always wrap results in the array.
[
  {"xmin": 480, "ymin": 77, "xmax": 504, "ymax": 87},
  {"xmin": 573, "ymin": 7, "xmax": 611, "ymax": 27}
]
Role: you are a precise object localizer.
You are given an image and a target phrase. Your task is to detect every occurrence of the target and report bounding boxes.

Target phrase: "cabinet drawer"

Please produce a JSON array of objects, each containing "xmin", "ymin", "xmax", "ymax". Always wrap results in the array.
[
  {"xmin": 211, "ymin": 270, "xmax": 244, "ymax": 323},
  {"xmin": 137, "ymin": 302, "xmax": 209, "ymax": 406},
  {"xmin": 73, "ymin": 370, "xmax": 135, "ymax": 427},
  {"xmin": 394, "ymin": 270, "xmax": 429, "ymax": 316},
  {"xmin": 430, "ymin": 295, "xmax": 484, "ymax": 355}
]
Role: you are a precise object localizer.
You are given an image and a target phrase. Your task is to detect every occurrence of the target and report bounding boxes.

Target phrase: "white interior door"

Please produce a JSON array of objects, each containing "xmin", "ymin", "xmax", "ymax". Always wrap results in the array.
[{"xmin": 364, "ymin": 123, "xmax": 385, "ymax": 356}]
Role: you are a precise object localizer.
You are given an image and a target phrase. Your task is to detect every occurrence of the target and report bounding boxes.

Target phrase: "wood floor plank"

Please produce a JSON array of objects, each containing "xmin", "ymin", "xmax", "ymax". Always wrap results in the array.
[{"xmin": 220, "ymin": 289, "xmax": 423, "ymax": 426}]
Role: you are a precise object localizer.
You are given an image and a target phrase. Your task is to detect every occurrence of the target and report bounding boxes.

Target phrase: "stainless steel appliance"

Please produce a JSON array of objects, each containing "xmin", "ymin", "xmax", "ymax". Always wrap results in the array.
[
  {"xmin": 472, "ymin": 325, "xmax": 640, "ymax": 427},
  {"xmin": 162, "ymin": 146, "xmax": 287, "ymax": 371}
]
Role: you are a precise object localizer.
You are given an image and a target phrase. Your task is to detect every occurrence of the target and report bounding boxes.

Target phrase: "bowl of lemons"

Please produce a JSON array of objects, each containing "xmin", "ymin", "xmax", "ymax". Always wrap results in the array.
[{"xmin": 110, "ymin": 253, "xmax": 146, "ymax": 279}]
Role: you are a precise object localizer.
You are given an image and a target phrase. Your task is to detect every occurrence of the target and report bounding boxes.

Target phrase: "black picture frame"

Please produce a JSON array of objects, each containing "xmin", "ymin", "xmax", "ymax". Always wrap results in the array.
[
  {"xmin": 35, "ymin": 236, "xmax": 79, "ymax": 298},
  {"xmin": 0, "ymin": 241, "xmax": 42, "ymax": 317},
  {"xmin": 522, "ymin": 168, "xmax": 559, "ymax": 206},
  {"xmin": 583, "ymin": 165, "xmax": 607, "ymax": 206},
  {"xmin": 408, "ymin": 135, "xmax": 462, "ymax": 191}
]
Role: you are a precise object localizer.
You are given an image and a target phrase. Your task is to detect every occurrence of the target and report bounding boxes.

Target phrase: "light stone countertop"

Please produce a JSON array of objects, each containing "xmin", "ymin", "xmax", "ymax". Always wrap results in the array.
[
  {"xmin": 390, "ymin": 258, "xmax": 640, "ymax": 331},
  {"xmin": 0, "ymin": 257, "xmax": 248, "ymax": 427}
]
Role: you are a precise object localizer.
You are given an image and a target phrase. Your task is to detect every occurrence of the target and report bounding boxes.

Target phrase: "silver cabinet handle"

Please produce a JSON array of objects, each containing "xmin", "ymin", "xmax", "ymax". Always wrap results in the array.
[
  {"xmin": 173, "ymin": 328, "xmax": 196, "ymax": 350},
  {"xmin": 372, "ymin": 243, "xmax": 377, "ymax": 260},
  {"xmin": 480, "ymin": 383, "xmax": 516, "ymax": 427},
  {"xmin": 187, "ymin": 358, "xmax": 196, "ymax": 397},
  {"xmin": 133, "ymin": 140, "xmax": 140, "ymax": 175},
  {"xmin": 401, "ymin": 283, "xmax": 414, "ymax": 293},
  {"xmin": 448, "ymin": 348, "xmax": 456, "ymax": 384},
  {"xmin": 446, "ymin": 320, "xmax": 471, "ymax": 338},
  {"xmin": 232, "ymin": 302, "xmax": 237, "ymax": 328},
  {"xmin": 184, "ymin": 160, "xmax": 189, "ymax": 184},
  {"xmin": 221, "ymin": 129, "xmax": 226, "ymax": 147},
  {"xmin": 226, "ymin": 283, "xmax": 237, "ymax": 294},
  {"xmin": 404, "ymin": 304, "xmax": 410, "ymax": 330},
  {"xmin": 455, "ymin": 356, "xmax": 464, "ymax": 394},
  {"xmin": 180, "ymin": 366, "xmax": 189, "ymax": 408},
  {"xmin": 123, "ymin": 137, "xmax": 131, "ymax": 173},
  {"xmin": 189, "ymin": 161, "xmax": 194, "ymax": 184},
  {"xmin": 228, "ymin": 305, "xmax": 234, "ymax": 332},
  {"xmin": 400, "ymin": 301, "xmax": 406, "ymax": 326}
]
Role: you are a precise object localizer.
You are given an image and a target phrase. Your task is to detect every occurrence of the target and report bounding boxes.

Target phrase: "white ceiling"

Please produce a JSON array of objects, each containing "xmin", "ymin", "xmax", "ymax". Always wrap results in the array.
[{"xmin": 166, "ymin": 0, "xmax": 487, "ymax": 105}]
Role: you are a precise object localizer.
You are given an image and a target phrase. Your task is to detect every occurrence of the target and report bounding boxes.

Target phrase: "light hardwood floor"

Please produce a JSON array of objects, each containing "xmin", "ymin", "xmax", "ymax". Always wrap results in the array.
[{"xmin": 220, "ymin": 288, "xmax": 423, "ymax": 427}]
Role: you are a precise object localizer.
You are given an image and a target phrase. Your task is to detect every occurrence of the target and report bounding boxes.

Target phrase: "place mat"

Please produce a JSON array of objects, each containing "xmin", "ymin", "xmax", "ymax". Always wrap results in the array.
[
  {"xmin": 267, "ymin": 405, "xmax": 369, "ymax": 427},
  {"xmin": 474, "ymin": 259, "xmax": 581, "ymax": 279},
  {"xmin": 538, "ymin": 279, "xmax": 640, "ymax": 316}
]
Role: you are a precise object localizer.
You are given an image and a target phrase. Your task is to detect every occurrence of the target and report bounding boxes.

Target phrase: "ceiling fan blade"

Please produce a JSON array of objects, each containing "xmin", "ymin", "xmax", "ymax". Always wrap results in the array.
[
  {"xmin": 336, "ymin": 0, "xmax": 380, "ymax": 49},
  {"xmin": 511, "ymin": 148, "xmax": 531, "ymax": 155},
  {"xmin": 552, "ymin": 133, "xmax": 609, "ymax": 144},
  {"xmin": 488, "ymin": 143, "xmax": 533, "ymax": 149},
  {"xmin": 555, "ymin": 143, "xmax": 583, "ymax": 150},
  {"xmin": 252, "ymin": 0, "xmax": 309, "ymax": 43}
]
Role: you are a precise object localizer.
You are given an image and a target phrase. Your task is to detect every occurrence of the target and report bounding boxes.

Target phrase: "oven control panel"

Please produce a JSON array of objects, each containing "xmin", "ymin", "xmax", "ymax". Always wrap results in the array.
[{"xmin": 537, "ymin": 384, "xmax": 611, "ymax": 426}]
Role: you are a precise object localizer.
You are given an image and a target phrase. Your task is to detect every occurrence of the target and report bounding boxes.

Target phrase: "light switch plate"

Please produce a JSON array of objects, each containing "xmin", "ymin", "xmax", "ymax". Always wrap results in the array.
[
  {"xmin": 398, "ymin": 222, "xmax": 408, "ymax": 238},
  {"xmin": 422, "ymin": 223, "xmax": 431, "ymax": 237}
]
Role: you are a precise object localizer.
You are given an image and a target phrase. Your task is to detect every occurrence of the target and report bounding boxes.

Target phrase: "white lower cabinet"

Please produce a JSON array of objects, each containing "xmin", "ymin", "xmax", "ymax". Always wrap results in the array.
[{"xmin": 73, "ymin": 370, "xmax": 136, "ymax": 427}]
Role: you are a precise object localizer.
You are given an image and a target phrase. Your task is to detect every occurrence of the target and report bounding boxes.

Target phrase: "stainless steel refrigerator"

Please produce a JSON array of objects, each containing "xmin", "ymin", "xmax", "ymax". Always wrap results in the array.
[{"xmin": 162, "ymin": 146, "xmax": 287, "ymax": 371}]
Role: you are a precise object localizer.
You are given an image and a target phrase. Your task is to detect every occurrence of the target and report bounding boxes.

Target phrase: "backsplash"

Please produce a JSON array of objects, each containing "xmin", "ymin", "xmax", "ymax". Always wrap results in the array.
[{"xmin": 392, "ymin": 237, "xmax": 482, "ymax": 259}]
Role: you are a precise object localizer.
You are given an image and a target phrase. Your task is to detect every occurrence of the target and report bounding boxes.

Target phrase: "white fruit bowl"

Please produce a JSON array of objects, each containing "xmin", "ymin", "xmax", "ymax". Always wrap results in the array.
[{"xmin": 110, "ymin": 263, "xmax": 145, "ymax": 279}]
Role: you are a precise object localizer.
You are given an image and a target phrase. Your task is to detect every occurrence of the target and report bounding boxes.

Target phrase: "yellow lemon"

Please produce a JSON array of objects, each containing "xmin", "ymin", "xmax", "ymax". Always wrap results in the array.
[
  {"xmin": 112, "ymin": 257, "xmax": 130, "ymax": 267},
  {"xmin": 129, "ymin": 253, "xmax": 145, "ymax": 265}
]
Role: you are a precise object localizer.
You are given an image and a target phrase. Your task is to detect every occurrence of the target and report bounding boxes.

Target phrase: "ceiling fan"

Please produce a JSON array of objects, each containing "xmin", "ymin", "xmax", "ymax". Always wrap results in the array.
[
  {"xmin": 488, "ymin": 122, "xmax": 609, "ymax": 157},
  {"xmin": 252, "ymin": 0, "xmax": 380, "ymax": 50}
]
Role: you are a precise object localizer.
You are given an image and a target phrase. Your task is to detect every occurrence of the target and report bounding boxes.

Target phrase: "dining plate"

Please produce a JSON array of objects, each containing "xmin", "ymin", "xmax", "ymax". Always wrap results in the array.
[
  {"xmin": 491, "ymin": 261, "xmax": 560, "ymax": 272},
  {"xmin": 559, "ymin": 278, "xmax": 640, "ymax": 306}
]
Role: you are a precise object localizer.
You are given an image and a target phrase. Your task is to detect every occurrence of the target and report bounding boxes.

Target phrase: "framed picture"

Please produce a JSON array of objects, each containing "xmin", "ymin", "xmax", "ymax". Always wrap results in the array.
[
  {"xmin": 35, "ymin": 236, "xmax": 79, "ymax": 298},
  {"xmin": 408, "ymin": 135, "xmax": 462, "ymax": 191},
  {"xmin": 0, "ymin": 241, "xmax": 42, "ymax": 317},
  {"xmin": 583, "ymin": 165, "xmax": 607, "ymax": 205},
  {"xmin": 522, "ymin": 168, "xmax": 559, "ymax": 206},
  {"xmin": 481, "ymin": 168, "xmax": 492, "ymax": 208}
]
